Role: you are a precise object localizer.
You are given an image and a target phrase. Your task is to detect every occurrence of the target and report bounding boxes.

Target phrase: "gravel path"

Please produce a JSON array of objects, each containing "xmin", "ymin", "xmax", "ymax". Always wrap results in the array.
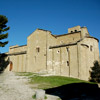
[{"xmin": 0, "ymin": 72, "xmax": 35, "ymax": 100}]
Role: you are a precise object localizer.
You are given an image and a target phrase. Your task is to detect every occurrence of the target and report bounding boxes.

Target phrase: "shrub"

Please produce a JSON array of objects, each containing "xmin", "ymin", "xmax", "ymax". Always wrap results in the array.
[{"xmin": 89, "ymin": 61, "xmax": 100, "ymax": 83}]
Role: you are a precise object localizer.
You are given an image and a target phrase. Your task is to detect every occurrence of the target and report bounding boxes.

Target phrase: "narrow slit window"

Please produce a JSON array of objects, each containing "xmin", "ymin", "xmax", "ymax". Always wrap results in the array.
[
  {"xmin": 90, "ymin": 45, "xmax": 93, "ymax": 51},
  {"xmin": 36, "ymin": 47, "xmax": 40, "ymax": 53},
  {"xmin": 67, "ymin": 61, "xmax": 69, "ymax": 66},
  {"xmin": 67, "ymin": 48, "xmax": 69, "ymax": 52}
]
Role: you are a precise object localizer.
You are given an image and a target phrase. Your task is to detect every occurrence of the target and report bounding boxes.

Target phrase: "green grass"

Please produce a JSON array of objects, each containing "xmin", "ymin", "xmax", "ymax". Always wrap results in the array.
[
  {"xmin": 16, "ymin": 72, "xmax": 94, "ymax": 89},
  {"xmin": 29, "ymin": 75, "xmax": 91, "ymax": 89},
  {"xmin": 32, "ymin": 94, "xmax": 47, "ymax": 100},
  {"xmin": 32, "ymin": 94, "xmax": 36, "ymax": 99}
]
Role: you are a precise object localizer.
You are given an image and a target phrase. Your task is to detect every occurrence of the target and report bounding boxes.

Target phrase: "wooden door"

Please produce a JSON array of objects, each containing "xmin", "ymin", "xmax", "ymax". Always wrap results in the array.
[{"xmin": 9, "ymin": 61, "xmax": 13, "ymax": 71}]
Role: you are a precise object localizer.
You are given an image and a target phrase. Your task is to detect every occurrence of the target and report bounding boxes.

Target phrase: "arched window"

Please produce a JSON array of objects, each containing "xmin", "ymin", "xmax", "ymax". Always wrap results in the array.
[
  {"xmin": 36, "ymin": 47, "xmax": 40, "ymax": 53},
  {"xmin": 71, "ymin": 31, "xmax": 73, "ymax": 33},
  {"xmin": 75, "ymin": 30, "xmax": 77, "ymax": 32}
]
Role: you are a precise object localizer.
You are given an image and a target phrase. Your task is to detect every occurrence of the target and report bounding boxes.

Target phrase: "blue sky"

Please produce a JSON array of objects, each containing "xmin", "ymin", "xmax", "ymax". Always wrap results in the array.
[{"xmin": 0, "ymin": 0, "xmax": 100, "ymax": 53}]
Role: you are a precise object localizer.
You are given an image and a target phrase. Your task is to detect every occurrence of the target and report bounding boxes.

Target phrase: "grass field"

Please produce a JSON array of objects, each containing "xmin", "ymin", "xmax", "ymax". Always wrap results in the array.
[
  {"xmin": 16, "ymin": 72, "xmax": 99, "ymax": 100},
  {"xmin": 16, "ymin": 72, "xmax": 94, "ymax": 89}
]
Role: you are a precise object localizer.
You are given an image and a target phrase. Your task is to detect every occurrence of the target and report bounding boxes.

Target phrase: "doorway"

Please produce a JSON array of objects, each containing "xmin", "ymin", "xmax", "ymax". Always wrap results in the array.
[{"xmin": 9, "ymin": 61, "xmax": 13, "ymax": 71}]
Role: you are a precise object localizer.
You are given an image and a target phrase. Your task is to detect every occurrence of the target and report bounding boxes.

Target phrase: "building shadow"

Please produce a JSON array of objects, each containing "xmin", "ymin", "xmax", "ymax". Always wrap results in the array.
[
  {"xmin": 0, "ymin": 53, "xmax": 9, "ymax": 73},
  {"xmin": 45, "ymin": 82, "xmax": 100, "ymax": 100}
]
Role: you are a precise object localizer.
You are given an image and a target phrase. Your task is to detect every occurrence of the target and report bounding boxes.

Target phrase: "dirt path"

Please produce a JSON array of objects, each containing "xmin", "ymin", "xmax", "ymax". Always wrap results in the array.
[
  {"xmin": 0, "ymin": 72, "xmax": 35, "ymax": 100},
  {"xmin": 0, "ymin": 72, "xmax": 61, "ymax": 100}
]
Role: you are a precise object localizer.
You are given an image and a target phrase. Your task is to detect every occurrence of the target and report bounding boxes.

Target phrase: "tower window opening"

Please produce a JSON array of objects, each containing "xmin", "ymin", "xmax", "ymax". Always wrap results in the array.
[
  {"xmin": 75, "ymin": 30, "xmax": 77, "ymax": 32},
  {"xmin": 71, "ymin": 31, "xmax": 73, "ymax": 33}
]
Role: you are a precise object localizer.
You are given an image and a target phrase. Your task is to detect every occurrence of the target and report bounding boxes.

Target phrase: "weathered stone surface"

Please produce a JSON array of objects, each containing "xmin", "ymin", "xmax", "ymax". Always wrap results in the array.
[{"xmin": 36, "ymin": 89, "xmax": 45, "ymax": 100}]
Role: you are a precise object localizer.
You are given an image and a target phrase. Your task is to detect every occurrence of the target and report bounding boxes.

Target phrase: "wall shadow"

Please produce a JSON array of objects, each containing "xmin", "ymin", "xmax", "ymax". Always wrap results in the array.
[
  {"xmin": 45, "ymin": 82, "xmax": 100, "ymax": 100},
  {"xmin": 0, "ymin": 53, "xmax": 9, "ymax": 73}
]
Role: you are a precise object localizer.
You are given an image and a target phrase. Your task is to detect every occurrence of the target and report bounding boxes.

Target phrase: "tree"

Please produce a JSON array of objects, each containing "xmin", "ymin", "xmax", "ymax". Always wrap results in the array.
[
  {"xmin": 0, "ymin": 15, "xmax": 10, "ymax": 47},
  {"xmin": 0, "ymin": 53, "xmax": 9, "ymax": 73},
  {"xmin": 0, "ymin": 15, "xmax": 10, "ymax": 73},
  {"xmin": 89, "ymin": 61, "xmax": 100, "ymax": 82}
]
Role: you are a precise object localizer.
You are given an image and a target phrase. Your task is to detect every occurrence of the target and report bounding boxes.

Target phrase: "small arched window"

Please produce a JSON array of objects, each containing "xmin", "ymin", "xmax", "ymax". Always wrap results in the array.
[
  {"xmin": 75, "ymin": 30, "xmax": 77, "ymax": 32},
  {"xmin": 71, "ymin": 31, "xmax": 73, "ymax": 33}
]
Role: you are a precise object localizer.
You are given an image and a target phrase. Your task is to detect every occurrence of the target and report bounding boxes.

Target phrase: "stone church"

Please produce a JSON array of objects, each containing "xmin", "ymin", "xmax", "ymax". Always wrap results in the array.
[{"xmin": 5, "ymin": 26, "xmax": 99, "ymax": 80}]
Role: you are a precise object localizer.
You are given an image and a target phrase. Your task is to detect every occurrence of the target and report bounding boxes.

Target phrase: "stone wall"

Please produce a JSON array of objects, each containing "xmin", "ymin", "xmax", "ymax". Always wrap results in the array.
[
  {"xmin": 56, "ymin": 32, "xmax": 81, "ymax": 45},
  {"xmin": 5, "ymin": 45, "xmax": 27, "ymax": 72},
  {"xmin": 78, "ymin": 37, "xmax": 99, "ymax": 80},
  {"xmin": 27, "ymin": 29, "xmax": 49, "ymax": 72}
]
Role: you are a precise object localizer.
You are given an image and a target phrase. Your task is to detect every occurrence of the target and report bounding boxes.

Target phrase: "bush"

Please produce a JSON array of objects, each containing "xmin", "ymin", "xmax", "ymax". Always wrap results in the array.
[
  {"xmin": 0, "ymin": 53, "xmax": 9, "ymax": 73},
  {"xmin": 89, "ymin": 61, "xmax": 100, "ymax": 83}
]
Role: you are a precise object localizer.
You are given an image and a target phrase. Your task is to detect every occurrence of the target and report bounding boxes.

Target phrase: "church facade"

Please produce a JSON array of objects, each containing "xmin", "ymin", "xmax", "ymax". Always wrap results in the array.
[{"xmin": 6, "ymin": 26, "xmax": 99, "ymax": 80}]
